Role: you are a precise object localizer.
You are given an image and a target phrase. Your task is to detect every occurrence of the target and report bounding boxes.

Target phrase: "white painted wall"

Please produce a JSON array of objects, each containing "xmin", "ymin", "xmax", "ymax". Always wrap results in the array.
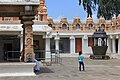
[{"xmin": 82, "ymin": 36, "xmax": 93, "ymax": 54}]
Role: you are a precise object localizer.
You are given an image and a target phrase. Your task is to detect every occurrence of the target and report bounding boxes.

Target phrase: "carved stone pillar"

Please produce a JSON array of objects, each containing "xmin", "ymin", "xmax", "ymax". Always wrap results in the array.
[
  {"xmin": 70, "ymin": 36, "xmax": 75, "ymax": 54},
  {"xmin": 20, "ymin": 6, "xmax": 35, "ymax": 62}
]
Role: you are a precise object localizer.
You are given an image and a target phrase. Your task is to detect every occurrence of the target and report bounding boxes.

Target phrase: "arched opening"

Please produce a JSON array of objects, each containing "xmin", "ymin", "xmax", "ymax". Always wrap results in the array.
[
  {"xmin": 101, "ymin": 24, "xmax": 105, "ymax": 30},
  {"xmin": 62, "ymin": 24, "xmax": 67, "ymax": 30},
  {"xmin": 88, "ymin": 24, "xmax": 93, "ymax": 30},
  {"xmin": 48, "ymin": 23, "xmax": 52, "ymax": 28},
  {"xmin": 76, "ymin": 24, "xmax": 80, "ymax": 29}
]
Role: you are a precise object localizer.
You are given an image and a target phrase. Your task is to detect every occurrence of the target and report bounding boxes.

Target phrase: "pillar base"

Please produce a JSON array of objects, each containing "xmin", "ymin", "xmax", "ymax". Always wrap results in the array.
[
  {"xmin": 92, "ymin": 46, "xmax": 108, "ymax": 55},
  {"xmin": 90, "ymin": 55, "xmax": 110, "ymax": 60}
]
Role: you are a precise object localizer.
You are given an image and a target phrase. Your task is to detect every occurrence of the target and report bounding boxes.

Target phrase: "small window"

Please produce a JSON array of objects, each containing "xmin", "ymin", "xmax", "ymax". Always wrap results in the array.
[
  {"xmin": 62, "ymin": 24, "xmax": 67, "ymax": 29},
  {"xmin": 48, "ymin": 24, "xmax": 52, "ymax": 27},
  {"xmin": 40, "ymin": 15, "xmax": 43, "ymax": 21},
  {"xmin": 76, "ymin": 24, "xmax": 80, "ymax": 29},
  {"xmin": 88, "ymin": 24, "xmax": 93, "ymax": 30},
  {"xmin": 101, "ymin": 24, "xmax": 105, "ymax": 30}
]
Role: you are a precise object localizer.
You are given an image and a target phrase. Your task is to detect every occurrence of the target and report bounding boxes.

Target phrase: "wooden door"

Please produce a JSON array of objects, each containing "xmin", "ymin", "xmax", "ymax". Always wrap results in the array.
[{"xmin": 75, "ymin": 38, "xmax": 82, "ymax": 53}]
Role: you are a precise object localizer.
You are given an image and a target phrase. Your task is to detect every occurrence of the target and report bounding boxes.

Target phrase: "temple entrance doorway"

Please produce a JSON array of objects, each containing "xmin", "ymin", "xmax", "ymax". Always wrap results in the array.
[
  {"xmin": 0, "ymin": 35, "xmax": 20, "ymax": 61},
  {"xmin": 3, "ymin": 43, "xmax": 12, "ymax": 60}
]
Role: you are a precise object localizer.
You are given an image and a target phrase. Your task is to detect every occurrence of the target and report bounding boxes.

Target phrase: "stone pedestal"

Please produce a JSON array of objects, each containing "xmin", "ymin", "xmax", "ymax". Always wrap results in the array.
[
  {"xmin": 0, "ymin": 63, "xmax": 35, "ymax": 77},
  {"xmin": 92, "ymin": 46, "xmax": 108, "ymax": 55}
]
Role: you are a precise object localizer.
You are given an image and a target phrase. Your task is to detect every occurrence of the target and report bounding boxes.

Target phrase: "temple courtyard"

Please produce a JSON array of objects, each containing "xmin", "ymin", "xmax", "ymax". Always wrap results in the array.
[{"xmin": 0, "ymin": 57, "xmax": 120, "ymax": 80}]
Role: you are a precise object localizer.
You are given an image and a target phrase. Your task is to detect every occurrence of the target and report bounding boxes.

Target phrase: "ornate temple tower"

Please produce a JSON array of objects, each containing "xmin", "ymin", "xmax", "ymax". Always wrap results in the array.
[{"xmin": 38, "ymin": 0, "xmax": 47, "ymax": 21}]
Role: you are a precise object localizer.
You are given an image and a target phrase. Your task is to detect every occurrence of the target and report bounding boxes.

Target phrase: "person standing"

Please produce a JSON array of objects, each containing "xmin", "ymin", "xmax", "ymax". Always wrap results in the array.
[{"xmin": 78, "ymin": 51, "xmax": 85, "ymax": 71}]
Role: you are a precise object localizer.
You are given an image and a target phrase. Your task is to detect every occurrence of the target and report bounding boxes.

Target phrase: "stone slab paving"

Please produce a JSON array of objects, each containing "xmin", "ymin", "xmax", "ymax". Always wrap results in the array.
[{"xmin": 0, "ymin": 58, "xmax": 120, "ymax": 80}]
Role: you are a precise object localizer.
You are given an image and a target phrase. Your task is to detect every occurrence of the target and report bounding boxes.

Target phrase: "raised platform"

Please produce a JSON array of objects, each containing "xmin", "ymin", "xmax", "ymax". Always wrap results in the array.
[
  {"xmin": 90, "ymin": 55, "xmax": 110, "ymax": 60},
  {"xmin": 0, "ymin": 62, "xmax": 36, "ymax": 77}
]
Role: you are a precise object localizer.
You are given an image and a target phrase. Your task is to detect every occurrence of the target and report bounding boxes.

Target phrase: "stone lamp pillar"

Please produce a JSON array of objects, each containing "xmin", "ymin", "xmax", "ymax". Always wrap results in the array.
[
  {"xmin": 20, "ymin": 6, "xmax": 35, "ymax": 62},
  {"xmin": 91, "ymin": 26, "xmax": 110, "ymax": 59}
]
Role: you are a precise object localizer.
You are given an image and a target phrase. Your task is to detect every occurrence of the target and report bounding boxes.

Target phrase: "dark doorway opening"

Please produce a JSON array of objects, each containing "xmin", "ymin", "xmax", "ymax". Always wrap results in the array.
[
  {"xmin": 115, "ymin": 39, "xmax": 118, "ymax": 53},
  {"xmin": 4, "ymin": 43, "xmax": 12, "ymax": 60}
]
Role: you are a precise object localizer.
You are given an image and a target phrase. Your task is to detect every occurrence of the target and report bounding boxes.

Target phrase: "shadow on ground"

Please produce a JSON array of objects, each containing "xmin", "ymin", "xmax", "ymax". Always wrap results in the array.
[{"xmin": 34, "ymin": 67, "xmax": 54, "ymax": 75}]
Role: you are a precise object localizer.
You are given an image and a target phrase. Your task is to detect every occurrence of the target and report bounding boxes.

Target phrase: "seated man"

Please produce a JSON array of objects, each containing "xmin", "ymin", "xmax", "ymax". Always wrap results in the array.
[{"xmin": 34, "ymin": 53, "xmax": 40, "ymax": 72}]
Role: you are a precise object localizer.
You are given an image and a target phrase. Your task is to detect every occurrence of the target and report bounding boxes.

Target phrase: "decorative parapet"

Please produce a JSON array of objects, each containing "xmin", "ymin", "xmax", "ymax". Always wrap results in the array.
[
  {"xmin": 85, "ymin": 16, "xmax": 96, "ymax": 31},
  {"xmin": 60, "ymin": 16, "xmax": 69, "ymax": 30},
  {"xmin": 47, "ymin": 16, "xmax": 55, "ymax": 30},
  {"xmin": 72, "ymin": 16, "xmax": 83, "ymax": 31},
  {"xmin": 111, "ymin": 16, "xmax": 117, "ymax": 30},
  {"xmin": 51, "ymin": 14, "xmax": 120, "ymax": 32},
  {"xmin": 0, "ymin": 0, "xmax": 39, "ymax": 5}
]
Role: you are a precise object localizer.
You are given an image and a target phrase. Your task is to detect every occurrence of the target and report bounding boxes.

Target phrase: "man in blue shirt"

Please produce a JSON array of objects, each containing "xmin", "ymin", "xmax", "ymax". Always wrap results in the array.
[{"xmin": 78, "ymin": 51, "xmax": 85, "ymax": 71}]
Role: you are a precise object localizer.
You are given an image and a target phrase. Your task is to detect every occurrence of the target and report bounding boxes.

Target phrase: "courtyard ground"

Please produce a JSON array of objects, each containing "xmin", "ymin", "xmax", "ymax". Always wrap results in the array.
[{"xmin": 0, "ymin": 57, "xmax": 120, "ymax": 80}]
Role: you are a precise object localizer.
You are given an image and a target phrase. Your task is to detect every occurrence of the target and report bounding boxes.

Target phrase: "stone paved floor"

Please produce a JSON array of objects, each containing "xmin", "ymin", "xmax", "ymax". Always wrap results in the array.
[{"xmin": 0, "ymin": 58, "xmax": 120, "ymax": 80}]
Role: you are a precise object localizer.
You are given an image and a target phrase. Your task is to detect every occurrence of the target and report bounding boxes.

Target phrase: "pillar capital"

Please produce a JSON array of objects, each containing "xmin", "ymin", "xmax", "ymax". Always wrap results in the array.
[
  {"xmin": 116, "ymin": 35, "xmax": 119, "ymax": 39},
  {"xmin": 70, "ymin": 36, "xmax": 75, "ymax": 40},
  {"xmin": 110, "ymin": 35, "xmax": 115, "ymax": 39},
  {"xmin": 83, "ymin": 35, "xmax": 88, "ymax": 39},
  {"xmin": 43, "ymin": 36, "xmax": 52, "ymax": 39},
  {"xmin": 55, "ymin": 37, "xmax": 60, "ymax": 40}
]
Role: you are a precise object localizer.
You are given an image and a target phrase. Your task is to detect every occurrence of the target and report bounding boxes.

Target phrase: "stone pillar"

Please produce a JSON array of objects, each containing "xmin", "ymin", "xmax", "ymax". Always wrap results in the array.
[
  {"xmin": 55, "ymin": 37, "xmax": 60, "ymax": 51},
  {"xmin": 20, "ymin": 32, "xmax": 23, "ymax": 51},
  {"xmin": 112, "ymin": 38, "xmax": 116, "ymax": 53},
  {"xmin": 70, "ymin": 36, "xmax": 75, "ymax": 54},
  {"xmin": 94, "ymin": 38, "xmax": 98, "ymax": 46},
  {"xmin": 107, "ymin": 38, "xmax": 112, "ymax": 53},
  {"xmin": 82, "ymin": 35, "xmax": 88, "ymax": 53},
  {"xmin": 45, "ymin": 38, "xmax": 51, "ymax": 61},
  {"xmin": 20, "ymin": 6, "xmax": 35, "ymax": 62},
  {"xmin": 98, "ymin": 38, "xmax": 102, "ymax": 46}
]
